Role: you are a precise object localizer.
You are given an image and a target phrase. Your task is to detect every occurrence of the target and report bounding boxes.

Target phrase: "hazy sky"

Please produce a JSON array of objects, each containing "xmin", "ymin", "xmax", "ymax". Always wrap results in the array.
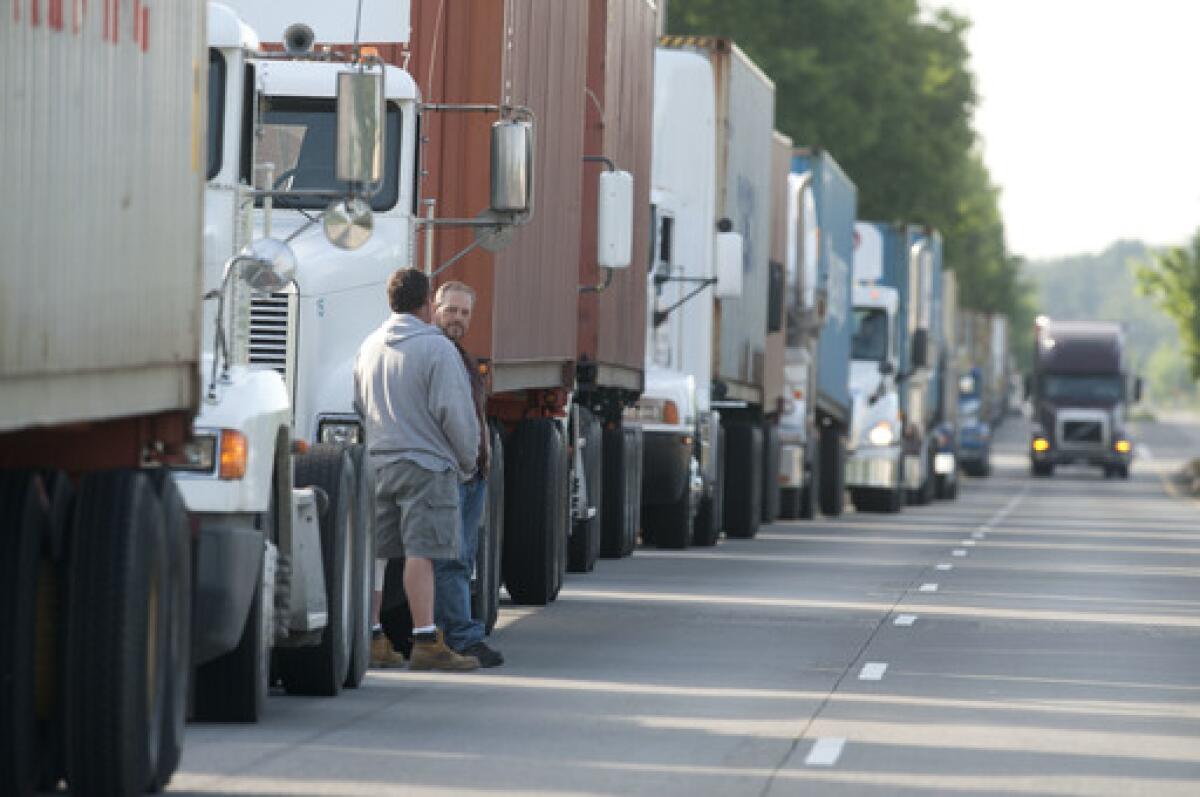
[{"xmin": 932, "ymin": 0, "xmax": 1200, "ymax": 260}]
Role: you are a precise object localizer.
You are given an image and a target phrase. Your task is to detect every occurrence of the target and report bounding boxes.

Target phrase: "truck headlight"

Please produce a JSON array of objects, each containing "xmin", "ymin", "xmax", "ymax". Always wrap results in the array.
[
  {"xmin": 866, "ymin": 420, "xmax": 895, "ymax": 447},
  {"xmin": 318, "ymin": 420, "xmax": 363, "ymax": 446},
  {"xmin": 174, "ymin": 434, "xmax": 217, "ymax": 472},
  {"xmin": 1115, "ymin": 439, "xmax": 1132, "ymax": 454},
  {"xmin": 1032, "ymin": 437, "xmax": 1050, "ymax": 452}
]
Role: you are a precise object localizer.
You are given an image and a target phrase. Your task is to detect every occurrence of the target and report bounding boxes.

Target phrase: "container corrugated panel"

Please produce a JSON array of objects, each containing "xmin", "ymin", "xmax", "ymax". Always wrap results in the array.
[
  {"xmin": 763, "ymin": 130, "xmax": 792, "ymax": 412},
  {"xmin": 793, "ymin": 149, "xmax": 856, "ymax": 423},
  {"xmin": 1, "ymin": 0, "xmax": 205, "ymax": 432},
  {"xmin": 578, "ymin": 0, "xmax": 656, "ymax": 389},
  {"xmin": 408, "ymin": 0, "xmax": 587, "ymax": 390}
]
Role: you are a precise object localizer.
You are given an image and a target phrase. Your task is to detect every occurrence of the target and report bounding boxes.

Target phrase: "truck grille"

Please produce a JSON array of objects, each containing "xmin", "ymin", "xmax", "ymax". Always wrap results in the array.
[
  {"xmin": 1062, "ymin": 420, "xmax": 1102, "ymax": 444},
  {"xmin": 249, "ymin": 292, "xmax": 293, "ymax": 388}
]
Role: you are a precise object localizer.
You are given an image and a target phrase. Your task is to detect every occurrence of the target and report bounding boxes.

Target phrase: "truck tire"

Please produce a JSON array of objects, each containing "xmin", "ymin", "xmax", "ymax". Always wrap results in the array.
[
  {"xmin": 65, "ymin": 470, "xmax": 169, "ymax": 797},
  {"xmin": 647, "ymin": 480, "xmax": 692, "ymax": 549},
  {"xmin": 850, "ymin": 487, "xmax": 899, "ymax": 513},
  {"xmin": 145, "ymin": 472, "xmax": 191, "ymax": 791},
  {"xmin": 600, "ymin": 423, "xmax": 643, "ymax": 558},
  {"xmin": 723, "ymin": 421, "xmax": 763, "ymax": 539},
  {"xmin": 36, "ymin": 471, "xmax": 74, "ymax": 793},
  {"xmin": 1, "ymin": 472, "xmax": 47, "ymax": 797},
  {"xmin": 799, "ymin": 435, "xmax": 819, "ymax": 520},
  {"xmin": 344, "ymin": 444, "xmax": 375, "ymax": 689},
  {"xmin": 277, "ymin": 447, "xmax": 355, "ymax": 696},
  {"xmin": 568, "ymin": 408, "xmax": 604, "ymax": 572},
  {"xmin": 817, "ymin": 425, "xmax": 846, "ymax": 517},
  {"xmin": 474, "ymin": 423, "xmax": 505, "ymax": 634},
  {"xmin": 504, "ymin": 418, "xmax": 569, "ymax": 605},
  {"xmin": 692, "ymin": 426, "xmax": 725, "ymax": 547},
  {"xmin": 761, "ymin": 421, "xmax": 781, "ymax": 523},
  {"xmin": 935, "ymin": 472, "xmax": 958, "ymax": 500},
  {"xmin": 1031, "ymin": 461, "xmax": 1054, "ymax": 478}
]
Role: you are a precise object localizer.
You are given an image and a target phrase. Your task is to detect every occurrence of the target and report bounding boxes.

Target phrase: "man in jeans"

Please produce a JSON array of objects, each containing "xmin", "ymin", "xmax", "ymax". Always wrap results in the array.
[
  {"xmin": 354, "ymin": 268, "xmax": 480, "ymax": 671},
  {"xmin": 432, "ymin": 281, "xmax": 503, "ymax": 667}
]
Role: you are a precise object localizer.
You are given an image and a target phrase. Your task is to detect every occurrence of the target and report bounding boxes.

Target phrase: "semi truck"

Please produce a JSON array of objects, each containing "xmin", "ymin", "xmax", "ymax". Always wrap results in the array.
[
  {"xmin": 843, "ymin": 222, "xmax": 907, "ymax": 512},
  {"xmin": 1029, "ymin": 318, "xmax": 1139, "ymax": 478},
  {"xmin": 1, "ymin": 2, "xmax": 206, "ymax": 793},
  {"xmin": 779, "ymin": 149, "xmax": 857, "ymax": 519},
  {"xmin": 635, "ymin": 44, "xmax": 743, "ymax": 549},
  {"xmin": 655, "ymin": 36, "xmax": 778, "ymax": 541},
  {"xmin": 408, "ymin": 1, "xmax": 642, "ymax": 604}
]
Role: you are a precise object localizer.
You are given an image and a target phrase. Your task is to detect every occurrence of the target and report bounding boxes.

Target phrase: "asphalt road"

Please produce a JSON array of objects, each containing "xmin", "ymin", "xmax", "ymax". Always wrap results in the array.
[{"xmin": 170, "ymin": 414, "xmax": 1200, "ymax": 796}]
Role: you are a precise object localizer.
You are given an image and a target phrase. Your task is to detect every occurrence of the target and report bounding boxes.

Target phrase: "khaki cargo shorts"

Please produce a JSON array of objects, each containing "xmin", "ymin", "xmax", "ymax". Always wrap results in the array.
[{"xmin": 374, "ymin": 459, "xmax": 461, "ymax": 561}]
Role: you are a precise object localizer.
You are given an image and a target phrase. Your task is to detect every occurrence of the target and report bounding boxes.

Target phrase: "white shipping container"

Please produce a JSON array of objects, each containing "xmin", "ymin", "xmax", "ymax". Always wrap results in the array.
[{"xmin": 1, "ymin": 0, "xmax": 206, "ymax": 432}]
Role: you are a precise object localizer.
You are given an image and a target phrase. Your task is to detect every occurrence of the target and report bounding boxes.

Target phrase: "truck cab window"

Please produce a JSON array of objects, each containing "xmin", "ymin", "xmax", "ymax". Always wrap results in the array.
[
  {"xmin": 251, "ymin": 97, "xmax": 402, "ymax": 211},
  {"xmin": 851, "ymin": 308, "xmax": 888, "ymax": 362},
  {"xmin": 207, "ymin": 50, "xmax": 226, "ymax": 180}
]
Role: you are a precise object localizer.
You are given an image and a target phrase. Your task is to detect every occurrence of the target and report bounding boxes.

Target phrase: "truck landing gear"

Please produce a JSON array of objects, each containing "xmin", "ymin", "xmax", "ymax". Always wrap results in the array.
[{"xmin": 568, "ymin": 408, "xmax": 604, "ymax": 572}]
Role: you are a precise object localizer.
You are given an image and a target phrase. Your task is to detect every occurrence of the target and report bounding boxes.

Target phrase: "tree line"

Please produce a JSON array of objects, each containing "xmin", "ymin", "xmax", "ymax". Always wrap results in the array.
[{"xmin": 668, "ymin": 0, "xmax": 1032, "ymax": 346}]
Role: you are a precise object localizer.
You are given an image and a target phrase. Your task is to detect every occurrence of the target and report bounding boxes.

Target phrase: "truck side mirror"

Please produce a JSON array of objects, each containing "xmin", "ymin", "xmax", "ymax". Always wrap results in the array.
[
  {"xmin": 714, "ymin": 231, "xmax": 743, "ymax": 299},
  {"xmin": 910, "ymin": 328, "xmax": 929, "ymax": 369},
  {"xmin": 1134, "ymin": 376, "xmax": 1143, "ymax": 402},
  {"xmin": 336, "ymin": 71, "xmax": 384, "ymax": 185},
  {"xmin": 596, "ymin": 170, "xmax": 633, "ymax": 268},
  {"xmin": 491, "ymin": 120, "xmax": 534, "ymax": 214}
]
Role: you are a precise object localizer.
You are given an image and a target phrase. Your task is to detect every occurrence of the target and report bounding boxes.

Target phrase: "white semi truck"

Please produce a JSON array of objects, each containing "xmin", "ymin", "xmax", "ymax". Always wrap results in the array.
[
  {"xmin": 634, "ymin": 47, "xmax": 743, "ymax": 548},
  {"xmin": 174, "ymin": 0, "xmax": 535, "ymax": 719},
  {"xmin": 2, "ymin": 3, "xmax": 206, "ymax": 793}
]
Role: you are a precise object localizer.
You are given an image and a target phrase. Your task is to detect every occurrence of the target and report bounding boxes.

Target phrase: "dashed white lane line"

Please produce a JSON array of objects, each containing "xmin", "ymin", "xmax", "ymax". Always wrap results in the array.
[
  {"xmin": 918, "ymin": 583, "xmax": 939, "ymax": 592},
  {"xmin": 963, "ymin": 539, "xmax": 977, "ymax": 547},
  {"xmin": 805, "ymin": 737, "xmax": 847, "ymax": 767},
  {"xmin": 935, "ymin": 563, "xmax": 953, "ymax": 571},
  {"xmin": 952, "ymin": 549, "xmax": 968, "ymax": 557},
  {"xmin": 971, "ymin": 531, "xmax": 986, "ymax": 539},
  {"xmin": 893, "ymin": 614, "xmax": 917, "ymax": 626},
  {"xmin": 858, "ymin": 662, "xmax": 888, "ymax": 680}
]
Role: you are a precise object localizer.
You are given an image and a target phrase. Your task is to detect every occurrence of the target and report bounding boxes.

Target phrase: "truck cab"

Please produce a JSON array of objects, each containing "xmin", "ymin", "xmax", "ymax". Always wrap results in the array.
[
  {"xmin": 844, "ymin": 223, "xmax": 904, "ymax": 513},
  {"xmin": 1029, "ymin": 319, "xmax": 1137, "ymax": 478}
]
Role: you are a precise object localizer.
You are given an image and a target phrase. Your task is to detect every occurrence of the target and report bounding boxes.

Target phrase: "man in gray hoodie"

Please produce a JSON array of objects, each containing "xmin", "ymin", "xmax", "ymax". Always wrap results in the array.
[{"xmin": 354, "ymin": 268, "xmax": 481, "ymax": 671}]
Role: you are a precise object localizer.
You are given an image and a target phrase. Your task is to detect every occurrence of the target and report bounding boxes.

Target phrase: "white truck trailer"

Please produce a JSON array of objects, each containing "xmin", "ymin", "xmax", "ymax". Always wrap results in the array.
[{"xmin": 1, "ymin": 2, "xmax": 206, "ymax": 793}]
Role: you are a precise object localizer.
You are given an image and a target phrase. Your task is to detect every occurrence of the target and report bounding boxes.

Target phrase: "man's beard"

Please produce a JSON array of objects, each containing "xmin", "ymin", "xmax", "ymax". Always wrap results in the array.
[{"xmin": 444, "ymin": 322, "xmax": 465, "ymax": 340}]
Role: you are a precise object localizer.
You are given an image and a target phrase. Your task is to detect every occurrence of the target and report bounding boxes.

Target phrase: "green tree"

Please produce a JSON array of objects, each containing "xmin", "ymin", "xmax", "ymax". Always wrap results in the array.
[
  {"xmin": 1136, "ymin": 230, "xmax": 1200, "ymax": 378},
  {"xmin": 667, "ymin": 0, "xmax": 1023, "ymax": 326}
]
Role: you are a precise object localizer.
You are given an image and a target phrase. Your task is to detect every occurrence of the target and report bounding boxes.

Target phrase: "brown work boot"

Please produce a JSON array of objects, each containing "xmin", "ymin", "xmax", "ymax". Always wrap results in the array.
[
  {"xmin": 370, "ymin": 633, "xmax": 407, "ymax": 668},
  {"xmin": 409, "ymin": 629, "xmax": 480, "ymax": 671}
]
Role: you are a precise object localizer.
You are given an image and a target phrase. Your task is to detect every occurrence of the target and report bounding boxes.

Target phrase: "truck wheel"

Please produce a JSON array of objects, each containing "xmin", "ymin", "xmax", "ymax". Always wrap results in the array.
[
  {"xmin": 65, "ymin": 471, "xmax": 169, "ymax": 796},
  {"xmin": 1117, "ymin": 465, "xmax": 1130, "ymax": 479},
  {"xmin": 1031, "ymin": 461, "xmax": 1054, "ymax": 478},
  {"xmin": 723, "ymin": 421, "xmax": 763, "ymax": 539},
  {"xmin": 1, "ymin": 472, "xmax": 48, "ymax": 797},
  {"xmin": 817, "ymin": 425, "xmax": 846, "ymax": 517},
  {"xmin": 761, "ymin": 421, "xmax": 781, "ymax": 523},
  {"xmin": 935, "ymin": 472, "xmax": 958, "ymax": 500},
  {"xmin": 778, "ymin": 487, "xmax": 800, "ymax": 520},
  {"xmin": 648, "ymin": 481, "xmax": 692, "ymax": 549},
  {"xmin": 474, "ymin": 423, "xmax": 505, "ymax": 634},
  {"xmin": 568, "ymin": 408, "xmax": 604, "ymax": 572},
  {"xmin": 343, "ymin": 445, "xmax": 375, "ymax": 689},
  {"xmin": 277, "ymin": 447, "xmax": 355, "ymax": 696},
  {"xmin": 504, "ymin": 418, "xmax": 569, "ymax": 605},
  {"xmin": 145, "ymin": 472, "xmax": 191, "ymax": 791},
  {"xmin": 692, "ymin": 426, "xmax": 725, "ymax": 546},
  {"xmin": 799, "ymin": 438, "xmax": 819, "ymax": 520},
  {"xmin": 600, "ymin": 422, "xmax": 643, "ymax": 558}
]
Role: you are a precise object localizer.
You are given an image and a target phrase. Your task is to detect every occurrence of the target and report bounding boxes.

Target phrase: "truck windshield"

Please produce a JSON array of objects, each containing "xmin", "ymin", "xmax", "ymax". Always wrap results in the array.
[
  {"xmin": 851, "ymin": 308, "xmax": 888, "ymax": 361},
  {"xmin": 1042, "ymin": 374, "xmax": 1124, "ymax": 403},
  {"xmin": 253, "ymin": 97, "xmax": 401, "ymax": 211}
]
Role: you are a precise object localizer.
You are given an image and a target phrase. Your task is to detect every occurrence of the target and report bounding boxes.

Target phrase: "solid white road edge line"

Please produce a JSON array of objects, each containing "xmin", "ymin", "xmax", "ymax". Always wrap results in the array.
[{"xmin": 804, "ymin": 737, "xmax": 847, "ymax": 767}]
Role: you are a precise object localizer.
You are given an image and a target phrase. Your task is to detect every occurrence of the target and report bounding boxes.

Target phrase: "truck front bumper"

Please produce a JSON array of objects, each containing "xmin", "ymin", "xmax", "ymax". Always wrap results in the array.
[
  {"xmin": 1031, "ymin": 444, "xmax": 1132, "ymax": 468},
  {"xmin": 846, "ymin": 446, "xmax": 902, "ymax": 489},
  {"xmin": 192, "ymin": 515, "xmax": 264, "ymax": 666}
]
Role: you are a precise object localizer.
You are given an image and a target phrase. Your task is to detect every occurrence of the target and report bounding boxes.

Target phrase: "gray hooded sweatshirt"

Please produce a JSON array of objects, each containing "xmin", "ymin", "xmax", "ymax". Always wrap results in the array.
[{"xmin": 354, "ymin": 313, "xmax": 480, "ymax": 479}]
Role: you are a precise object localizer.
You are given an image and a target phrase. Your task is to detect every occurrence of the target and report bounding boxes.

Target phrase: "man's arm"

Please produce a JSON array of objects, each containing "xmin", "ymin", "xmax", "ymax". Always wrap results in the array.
[{"xmin": 428, "ymin": 340, "xmax": 481, "ymax": 475}]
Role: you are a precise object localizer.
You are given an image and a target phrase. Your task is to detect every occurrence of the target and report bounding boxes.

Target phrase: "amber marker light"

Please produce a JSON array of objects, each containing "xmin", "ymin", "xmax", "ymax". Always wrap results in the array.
[
  {"xmin": 219, "ymin": 430, "xmax": 249, "ymax": 480},
  {"xmin": 1115, "ymin": 439, "xmax": 1132, "ymax": 454},
  {"xmin": 1032, "ymin": 437, "xmax": 1050, "ymax": 453}
]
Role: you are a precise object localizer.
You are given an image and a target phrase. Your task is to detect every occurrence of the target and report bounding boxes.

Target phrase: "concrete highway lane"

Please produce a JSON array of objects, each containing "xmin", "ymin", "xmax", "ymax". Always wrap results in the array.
[{"xmin": 171, "ymin": 415, "xmax": 1200, "ymax": 796}]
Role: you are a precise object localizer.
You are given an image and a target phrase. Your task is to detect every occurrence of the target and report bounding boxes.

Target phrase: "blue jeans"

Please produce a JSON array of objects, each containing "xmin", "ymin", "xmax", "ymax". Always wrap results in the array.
[{"xmin": 434, "ymin": 477, "xmax": 487, "ymax": 651}]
